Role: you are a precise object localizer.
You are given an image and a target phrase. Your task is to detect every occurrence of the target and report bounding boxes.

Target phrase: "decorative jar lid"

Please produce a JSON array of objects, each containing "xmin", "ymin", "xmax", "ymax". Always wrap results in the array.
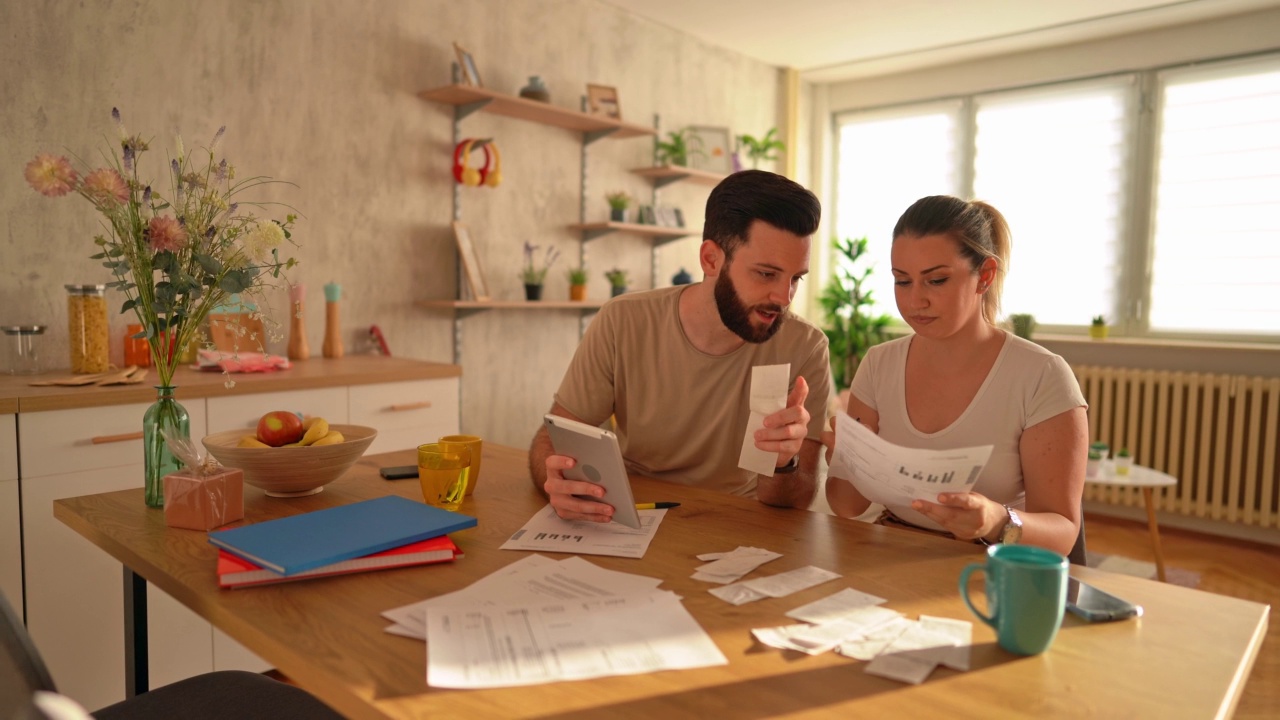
[
  {"xmin": 2, "ymin": 325, "xmax": 47, "ymax": 335},
  {"xmin": 64, "ymin": 284, "xmax": 107, "ymax": 295}
]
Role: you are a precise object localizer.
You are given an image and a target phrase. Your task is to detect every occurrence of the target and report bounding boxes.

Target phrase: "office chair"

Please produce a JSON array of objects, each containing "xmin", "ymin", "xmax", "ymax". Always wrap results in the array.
[
  {"xmin": 0, "ymin": 592, "xmax": 343, "ymax": 720},
  {"xmin": 1068, "ymin": 521, "xmax": 1088, "ymax": 567}
]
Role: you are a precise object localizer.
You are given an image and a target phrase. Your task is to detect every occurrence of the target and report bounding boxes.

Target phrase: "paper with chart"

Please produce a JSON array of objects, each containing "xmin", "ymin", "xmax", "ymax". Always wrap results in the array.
[
  {"xmin": 738, "ymin": 363, "xmax": 790, "ymax": 476},
  {"xmin": 827, "ymin": 413, "xmax": 992, "ymax": 508},
  {"xmin": 499, "ymin": 504, "xmax": 665, "ymax": 558}
]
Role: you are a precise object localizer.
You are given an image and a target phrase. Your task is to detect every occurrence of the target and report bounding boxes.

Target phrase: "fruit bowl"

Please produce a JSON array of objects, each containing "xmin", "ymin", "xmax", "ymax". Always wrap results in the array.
[{"xmin": 201, "ymin": 424, "xmax": 378, "ymax": 497}]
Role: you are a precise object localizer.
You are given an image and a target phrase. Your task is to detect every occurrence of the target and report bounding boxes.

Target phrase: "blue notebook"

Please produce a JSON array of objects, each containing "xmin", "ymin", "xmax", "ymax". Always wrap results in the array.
[{"xmin": 208, "ymin": 495, "xmax": 477, "ymax": 575}]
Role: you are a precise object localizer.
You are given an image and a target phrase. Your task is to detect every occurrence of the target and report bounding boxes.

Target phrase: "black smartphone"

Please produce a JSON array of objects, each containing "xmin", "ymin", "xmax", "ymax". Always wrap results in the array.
[
  {"xmin": 379, "ymin": 465, "xmax": 419, "ymax": 480},
  {"xmin": 1066, "ymin": 577, "xmax": 1143, "ymax": 622}
]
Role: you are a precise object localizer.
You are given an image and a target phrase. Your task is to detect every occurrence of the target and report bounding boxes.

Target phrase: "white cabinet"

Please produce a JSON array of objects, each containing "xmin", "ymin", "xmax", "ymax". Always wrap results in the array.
[
  {"xmin": 350, "ymin": 379, "xmax": 459, "ymax": 454},
  {"xmin": 19, "ymin": 400, "xmax": 209, "ymax": 711},
  {"xmin": 0, "ymin": 413, "xmax": 20, "ymax": 619}
]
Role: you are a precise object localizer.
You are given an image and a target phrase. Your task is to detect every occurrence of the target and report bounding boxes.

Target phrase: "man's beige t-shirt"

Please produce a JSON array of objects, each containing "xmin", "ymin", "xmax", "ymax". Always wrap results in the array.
[{"xmin": 555, "ymin": 286, "xmax": 832, "ymax": 497}]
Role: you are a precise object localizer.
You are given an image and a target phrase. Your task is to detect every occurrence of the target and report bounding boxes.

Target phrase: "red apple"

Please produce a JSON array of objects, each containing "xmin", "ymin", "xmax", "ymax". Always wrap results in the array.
[{"xmin": 256, "ymin": 411, "xmax": 304, "ymax": 447}]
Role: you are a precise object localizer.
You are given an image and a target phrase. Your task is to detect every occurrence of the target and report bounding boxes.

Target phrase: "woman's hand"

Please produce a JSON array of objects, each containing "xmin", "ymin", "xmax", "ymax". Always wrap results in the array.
[{"xmin": 911, "ymin": 492, "xmax": 1007, "ymax": 542}]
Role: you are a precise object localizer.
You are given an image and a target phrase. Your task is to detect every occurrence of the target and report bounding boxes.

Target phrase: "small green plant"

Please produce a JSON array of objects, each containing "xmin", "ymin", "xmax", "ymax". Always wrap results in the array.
[
  {"xmin": 819, "ymin": 236, "xmax": 892, "ymax": 390},
  {"xmin": 654, "ymin": 129, "xmax": 704, "ymax": 167},
  {"xmin": 604, "ymin": 268, "xmax": 628, "ymax": 288},
  {"xmin": 1009, "ymin": 313, "xmax": 1036, "ymax": 340},
  {"xmin": 1092, "ymin": 315, "xmax": 1106, "ymax": 327},
  {"xmin": 736, "ymin": 128, "xmax": 786, "ymax": 169},
  {"xmin": 605, "ymin": 191, "xmax": 631, "ymax": 210},
  {"xmin": 567, "ymin": 266, "xmax": 588, "ymax": 285},
  {"xmin": 520, "ymin": 241, "xmax": 559, "ymax": 285},
  {"xmin": 1117, "ymin": 447, "xmax": 1131, "ymax": 458}
]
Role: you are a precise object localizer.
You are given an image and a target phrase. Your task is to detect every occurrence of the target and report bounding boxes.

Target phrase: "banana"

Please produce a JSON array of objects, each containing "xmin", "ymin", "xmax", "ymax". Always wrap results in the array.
[
  {"xmin": 299, "ymin": 417, "xmax": 330, "ymax": 446},
  {"xmin": 312, "ymin": 430, "xmax": 345, "ymax": 446},
  {"xmin": 238, "ymin": 435, "xmax": 269, "ymax": 448}
]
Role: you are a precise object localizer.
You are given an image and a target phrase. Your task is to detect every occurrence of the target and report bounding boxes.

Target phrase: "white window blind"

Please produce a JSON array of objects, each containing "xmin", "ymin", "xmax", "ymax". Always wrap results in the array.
[
  {"xmin": 972, "ymin": 79, "xmax": 1132, "ymax": 326},
  {"xmin": 834, "ymin": 102, "xmax": 961, "ymax": 319},
  {"xmin": 1150, "ymin": 56, "xmax": 1280, "ymax": 336}
]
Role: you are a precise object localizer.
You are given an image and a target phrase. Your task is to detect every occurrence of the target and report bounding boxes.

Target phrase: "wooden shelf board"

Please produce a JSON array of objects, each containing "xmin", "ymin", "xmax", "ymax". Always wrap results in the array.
[
  {"xmin": 419, "ymin": 85, "xmax": 655, "ymax": 139},
  {"xmin": 630, "ymin": 165, "xmax": 728, "ymax": 186},
  {"xmin": 417, "ymin": 300, "xmax": 607, "ymax": 310},
  {"xmin": 567, "ymin": 222, "xmax": 694, "ymax": 239}
]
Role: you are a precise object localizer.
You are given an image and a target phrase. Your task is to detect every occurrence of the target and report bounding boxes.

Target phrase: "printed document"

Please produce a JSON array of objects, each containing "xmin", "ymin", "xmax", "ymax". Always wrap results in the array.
[
  {"xmin": 499, "ymin": 504, "xmax": 665, "ymax": 558},
  {"xmin": 827, "ymin": 413, "xmax": 992, "ymax": 508},
  {"xmin": 738, "ymin": 363, "xmax": 790, "ymax": 476}
]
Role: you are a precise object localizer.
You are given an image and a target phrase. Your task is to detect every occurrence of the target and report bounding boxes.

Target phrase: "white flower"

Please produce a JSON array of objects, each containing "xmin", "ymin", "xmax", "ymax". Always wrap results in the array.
[{"xmin": 242, "ymin": 219, "xmax": 285, "ymax": 261}]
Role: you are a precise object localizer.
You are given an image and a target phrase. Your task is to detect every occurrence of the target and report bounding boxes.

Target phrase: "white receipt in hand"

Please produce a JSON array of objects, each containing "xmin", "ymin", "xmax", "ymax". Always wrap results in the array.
[{"xmin": 738, "ymin": 363, "xmax": 790, "ymax": 477}]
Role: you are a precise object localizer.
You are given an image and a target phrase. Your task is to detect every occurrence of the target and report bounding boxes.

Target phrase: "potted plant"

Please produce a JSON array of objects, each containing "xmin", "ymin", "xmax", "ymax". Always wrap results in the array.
[
  {"xmin": 605, "ymin": 191, "xmax": 631, "ymax": 223},
  {"xmin": 1086, "ymin": 449, "xmax": 1104, "ymax": 478},
  {"xmin": 520, "ymin": 241, "xmax": 559, "ymax": 301},
  {"xmin": 1090, "ymin": 315, "xmax": 1108, "ymax": 340},
  {"xmin": 1009, "ymin": 313, "xmax": 1036, "ymax": 340},
  {"xmin": 1115, "ymin": 447, "xmax": 1133, "ymax": 476},
  {"xmin": 604, "ymin": 268, "xmax": 628, "ymax": 297},
  {"xmin": 654, "ymin": 129, "xmax": 704, "ymax": 167},
  {"xmin": 567, "ymin": 266, "xmax": 588, "ymax": 301},
  {"xmin": 735, "ymin": 128, "xmax": 786, "ymax": 169},
  {"xmin": 819, "ymin": 237, "xmax": 892, "ymax": 390}
]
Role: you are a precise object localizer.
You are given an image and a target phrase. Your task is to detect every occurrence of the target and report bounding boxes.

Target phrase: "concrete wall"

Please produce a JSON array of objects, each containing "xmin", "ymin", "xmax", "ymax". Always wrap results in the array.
[{"xmin": 1, "ymin": 0, "xmax": 782, "ymax": 447}]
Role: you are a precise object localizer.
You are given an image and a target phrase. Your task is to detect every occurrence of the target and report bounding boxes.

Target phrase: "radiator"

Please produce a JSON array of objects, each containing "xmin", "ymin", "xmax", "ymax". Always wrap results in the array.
[{"xmin": 1072, "ymin": 366, "xmax": 1280, "ymax": 529}]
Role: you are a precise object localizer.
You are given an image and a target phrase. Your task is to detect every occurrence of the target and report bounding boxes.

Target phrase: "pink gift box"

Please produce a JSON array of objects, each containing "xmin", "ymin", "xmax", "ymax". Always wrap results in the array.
[{"xmin": 163, "ymin": 467, "xmax": 244, "ymax": 531}]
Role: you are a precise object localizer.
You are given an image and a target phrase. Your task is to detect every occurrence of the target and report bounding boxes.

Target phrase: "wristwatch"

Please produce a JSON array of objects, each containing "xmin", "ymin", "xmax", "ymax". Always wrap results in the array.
[
  {"xmin": 999, "ymin": 505, "xmax": 1024, "ymax": 544},
  {"xmin": 773, "ymin": 456, "xmax": 799, "ymax": 474}
]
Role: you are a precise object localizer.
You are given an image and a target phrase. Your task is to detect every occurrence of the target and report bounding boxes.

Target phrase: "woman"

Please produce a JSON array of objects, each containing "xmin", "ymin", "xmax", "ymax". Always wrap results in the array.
[{"xmin": 826, "ymin": 195, "xmax": 1087, "ymax": 555}]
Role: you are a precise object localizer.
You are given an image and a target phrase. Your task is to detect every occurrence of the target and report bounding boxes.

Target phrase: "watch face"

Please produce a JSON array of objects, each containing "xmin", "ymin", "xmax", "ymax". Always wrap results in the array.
[{"xmin": 1001, "ymin": 507, "xmax": 1024, "ymax": 544}]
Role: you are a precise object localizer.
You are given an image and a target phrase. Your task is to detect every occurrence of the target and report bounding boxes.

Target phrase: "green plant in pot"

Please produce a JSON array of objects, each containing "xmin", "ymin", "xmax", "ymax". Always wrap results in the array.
[
  {"xmin": 654, "ymin": 129, "xmax": 704, "ymax": 167},
  {"xmin": 1009, "ymin": 313, "xmax": 1036, "ymax": 340},
  {"xmin": 605, "ymin": 191, "xmax": 631, "ymax": 222},
  {"xmin": 1089, "ymin": 314, "xmax": 1108, "ymax": 340},
  {"xmin": 567, "ymin": 266, "xmax": 588, "ymax": 301},
  {"xmin": 604, "ymin": 268, "xmax": 628, "ymax": 297},
  {"xmin": 819, "ymin": 236, "xmax": 892, "ymax": 390},
  {"xmin": 736, "ymin": 128, "xmax": 786, "ymax": 169}
]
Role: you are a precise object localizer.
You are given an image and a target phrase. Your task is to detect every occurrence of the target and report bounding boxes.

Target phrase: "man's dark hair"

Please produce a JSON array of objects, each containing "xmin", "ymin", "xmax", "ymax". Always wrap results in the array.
[{"xmin": 703, "ymin": 170, "xmax": 821, "ymax": 259}]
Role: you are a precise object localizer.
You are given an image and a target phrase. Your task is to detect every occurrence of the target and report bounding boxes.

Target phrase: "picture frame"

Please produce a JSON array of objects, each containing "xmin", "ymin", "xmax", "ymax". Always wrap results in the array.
[
  {"xmin": 687, "ymin": 125, "xmax": 732, "ymax": 174},
  {"xmin": 453, "ymin": 42, "xmax": 482, "ymax": 87},
  {"xmin": 451, "ymin": 221, "xmax": 490, "ymax": 301},
  {"xmin": 586, "ymin": 84, "xmax": 621, "ymax": 120}
]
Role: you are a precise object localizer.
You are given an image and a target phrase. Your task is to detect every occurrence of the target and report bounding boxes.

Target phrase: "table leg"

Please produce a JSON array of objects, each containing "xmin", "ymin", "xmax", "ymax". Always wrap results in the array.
[
  {"xmin": 1142, "ymin": 488, "xmax": 1168, "ymax": 582},
  {"xmin": 123, "ymin": 566, "xmax": 148, "ymax": 697}
]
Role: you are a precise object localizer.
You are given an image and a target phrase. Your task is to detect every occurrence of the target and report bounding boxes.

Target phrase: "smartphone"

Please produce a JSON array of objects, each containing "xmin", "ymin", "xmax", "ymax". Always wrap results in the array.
[
  {"xmin": 1066, "ymin": 577, "xmax": 1143, "ymax": 622},
  {"xmin": 379, "ymin": 465, "xmax": 419, "ymax": 480},
  {"xmin": 543, "ymin": 414, "xmax": 641, "ymax": 529}
]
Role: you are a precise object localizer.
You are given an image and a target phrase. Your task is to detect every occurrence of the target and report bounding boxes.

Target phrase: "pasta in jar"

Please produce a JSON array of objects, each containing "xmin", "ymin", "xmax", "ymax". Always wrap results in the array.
[{"xmin": 66, "ymin": 284, "xmax": 110, "ymax": 373}]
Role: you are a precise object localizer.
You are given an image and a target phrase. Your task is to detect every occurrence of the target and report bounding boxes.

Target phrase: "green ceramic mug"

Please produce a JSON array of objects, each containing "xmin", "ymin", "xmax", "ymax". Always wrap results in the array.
[{"xmin": 959, "ymin": 544, "xmax": 1068, "ymax": 655}]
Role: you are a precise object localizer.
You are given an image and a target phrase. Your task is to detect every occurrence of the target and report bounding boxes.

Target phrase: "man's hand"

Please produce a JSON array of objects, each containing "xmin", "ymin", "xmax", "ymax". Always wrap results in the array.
[
  {"xmin": 754, "ymin": 376, "xmax": 810, "ymax": 468},
  {"xmin": 543, "ymin": 454, "xmax": 616, "ymax": 524}
]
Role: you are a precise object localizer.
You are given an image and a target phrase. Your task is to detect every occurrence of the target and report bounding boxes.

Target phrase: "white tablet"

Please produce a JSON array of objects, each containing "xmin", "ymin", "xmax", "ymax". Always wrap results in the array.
[{"xmin": 543, "ymin": 414, "xmax": 641, "ymax": 529}]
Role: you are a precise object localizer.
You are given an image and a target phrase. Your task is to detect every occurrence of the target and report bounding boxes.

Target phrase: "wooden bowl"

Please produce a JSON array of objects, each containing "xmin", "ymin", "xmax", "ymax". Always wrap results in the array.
[{"xmin": 201, "ymin": 424, "xmax": 378, "ymax": 497}]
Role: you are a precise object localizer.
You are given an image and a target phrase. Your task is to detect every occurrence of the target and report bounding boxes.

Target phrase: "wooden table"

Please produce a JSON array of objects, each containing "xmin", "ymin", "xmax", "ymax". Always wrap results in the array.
[
  {"xmin": 1086, "ymin": 465, "xmax": 1179, "ymax": 582},
  {"xmin": 55, "ymin": 446, "xmax": 1268, "ymax": 719}
]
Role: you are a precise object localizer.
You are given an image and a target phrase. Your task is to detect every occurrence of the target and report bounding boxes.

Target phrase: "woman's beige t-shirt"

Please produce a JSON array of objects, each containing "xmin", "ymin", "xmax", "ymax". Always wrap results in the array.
[
  {"xmin": 556, "ymin": 286, "xmax": 832, "ymax": 497},
  {"xmin": 850, "ymin": 332, "xmax": 1086, "ymax": 530}
]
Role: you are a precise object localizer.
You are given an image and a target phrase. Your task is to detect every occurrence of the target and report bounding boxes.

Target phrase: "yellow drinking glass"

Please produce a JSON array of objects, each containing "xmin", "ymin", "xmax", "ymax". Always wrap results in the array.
[
  {"xmin": 439, "ymin": 435, "xmax": 482, "ymax": 496},
  {"xmin": 417, "ymin": 443, "xmax": 470, "ymax": 511}
]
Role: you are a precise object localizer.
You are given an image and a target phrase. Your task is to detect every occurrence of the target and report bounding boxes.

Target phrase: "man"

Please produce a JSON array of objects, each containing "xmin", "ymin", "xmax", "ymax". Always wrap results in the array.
[{"xmin": 529, "ymin": 170, "xmax": 832, "ymax": 521}]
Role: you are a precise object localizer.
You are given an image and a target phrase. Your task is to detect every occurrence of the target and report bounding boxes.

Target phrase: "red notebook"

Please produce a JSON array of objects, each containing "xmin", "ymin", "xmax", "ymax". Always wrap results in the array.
[{"xmin": 217, "ymin": 534, "xmax": 461, "ymax": 588}]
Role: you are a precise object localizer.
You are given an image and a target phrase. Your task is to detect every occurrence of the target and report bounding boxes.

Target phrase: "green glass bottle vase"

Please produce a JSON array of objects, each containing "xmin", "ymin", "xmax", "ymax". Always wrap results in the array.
[{"xmin": 143, "ymin": 385, "xmax": 190, "ymax": 508}]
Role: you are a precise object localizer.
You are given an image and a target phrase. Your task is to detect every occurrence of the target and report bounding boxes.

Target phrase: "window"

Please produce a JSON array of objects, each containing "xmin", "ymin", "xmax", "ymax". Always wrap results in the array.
[
  {"xmin": 1149, "ymin": 56, "xmax": 1280, "ymax": 335},
  {"xmin": 831, "ymin": 51, "xmax": 1280, "ymax": 341}
]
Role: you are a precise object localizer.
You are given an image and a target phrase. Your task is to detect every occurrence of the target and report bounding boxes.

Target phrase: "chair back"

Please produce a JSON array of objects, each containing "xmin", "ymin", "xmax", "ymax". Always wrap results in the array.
[
  {"xmin": 1, "ymin": 591, "xmax": 57, "ymax": 719},
  {"xmin": 1068, "ymin": 521, "xmax": 1088, "ymax": 566}
]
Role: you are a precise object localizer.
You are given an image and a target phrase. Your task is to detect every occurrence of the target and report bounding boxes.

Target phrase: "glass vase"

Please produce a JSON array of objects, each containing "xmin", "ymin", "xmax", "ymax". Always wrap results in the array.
[{"xmin": 143, "ymin": 385, "xmax": 190, "ymax": 508}]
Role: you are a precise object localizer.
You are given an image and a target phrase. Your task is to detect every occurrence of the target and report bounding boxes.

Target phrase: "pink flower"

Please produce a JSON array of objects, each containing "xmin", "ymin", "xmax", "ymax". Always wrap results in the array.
[
  {"xmin": 82, "ymin": 168, "xmax": 129, "ymax": 206},
  {"xmin": 147, "ymin": 216, "xmax": 188, "ymax": 253},
  {"xmin": 24, "ymin": 154, "xmax": 78, "ymax": 197}
]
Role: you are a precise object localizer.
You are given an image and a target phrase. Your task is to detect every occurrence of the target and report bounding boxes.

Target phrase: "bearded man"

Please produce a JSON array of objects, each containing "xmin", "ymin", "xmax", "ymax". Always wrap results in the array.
[{"xmin": 529, "ymin": 170, "xmax": 832, "ymax": 517}]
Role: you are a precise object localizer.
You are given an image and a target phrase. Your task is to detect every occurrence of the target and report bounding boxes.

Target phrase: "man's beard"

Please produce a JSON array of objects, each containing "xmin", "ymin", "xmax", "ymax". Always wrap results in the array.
[{"xmin": 714, "ymin": 269, "xmax": 786, "ymax": 343}]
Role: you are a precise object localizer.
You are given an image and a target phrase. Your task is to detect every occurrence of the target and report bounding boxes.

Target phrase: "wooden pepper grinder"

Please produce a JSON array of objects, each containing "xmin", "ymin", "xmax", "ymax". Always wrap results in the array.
[
  {"xmin": 287, "ymin": 283, "xmax": 309, "ymax": 360},
  {"xmin": 323, "ymin": 281, "xmax": 344, "ymax": 359}
]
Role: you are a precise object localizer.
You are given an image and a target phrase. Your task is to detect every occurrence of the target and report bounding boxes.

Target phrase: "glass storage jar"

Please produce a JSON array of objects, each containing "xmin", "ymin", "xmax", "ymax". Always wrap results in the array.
[
  {"xmin": 66, "ymin": 284, "xmax": 110, "ymax": 373},
  {"xmin": 3, "ymin": 325, "xmax": 47, "ymax": 375}
]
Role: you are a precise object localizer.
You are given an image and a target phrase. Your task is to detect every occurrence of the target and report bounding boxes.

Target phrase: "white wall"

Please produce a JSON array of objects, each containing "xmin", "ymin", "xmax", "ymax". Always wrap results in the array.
[{"xmin": 1, "ymin": 0, "xmax": 783, "ymax": 447}]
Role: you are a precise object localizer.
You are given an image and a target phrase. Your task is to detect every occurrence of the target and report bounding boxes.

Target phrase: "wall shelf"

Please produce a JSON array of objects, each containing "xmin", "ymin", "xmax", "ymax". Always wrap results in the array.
[
  {"xmin": 630, "ymin": 165, "xmax": 728, "ymax": 188},
  {"xmin": 419, "ymin": 85, "xmax": 656, "ymax": 140},
  {"xmin": 566, "ymin": 221, "xmax": 695, "ymax": 244},
  {"xmin": 418, "ymin": 299, "xmax": 605, "ymax": 312}
]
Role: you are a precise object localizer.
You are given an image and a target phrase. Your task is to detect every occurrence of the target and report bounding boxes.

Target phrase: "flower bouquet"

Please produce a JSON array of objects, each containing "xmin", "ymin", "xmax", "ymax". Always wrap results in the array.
[{"xmin": 24, "ymin": 108, "xmax": 300, "ymax": 506}]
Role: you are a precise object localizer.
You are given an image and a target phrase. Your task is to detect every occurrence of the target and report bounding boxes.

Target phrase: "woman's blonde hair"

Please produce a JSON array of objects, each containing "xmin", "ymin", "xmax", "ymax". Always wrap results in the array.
[{"xmin": 892, "ymin": 195, "xmax": 1011, "ymax": 324}]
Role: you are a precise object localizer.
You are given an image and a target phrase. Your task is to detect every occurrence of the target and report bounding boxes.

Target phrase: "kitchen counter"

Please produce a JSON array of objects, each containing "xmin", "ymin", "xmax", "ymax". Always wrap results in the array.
[{"xmin": 0, "ymin": 355, "xmax": 461, "ymax": 413}]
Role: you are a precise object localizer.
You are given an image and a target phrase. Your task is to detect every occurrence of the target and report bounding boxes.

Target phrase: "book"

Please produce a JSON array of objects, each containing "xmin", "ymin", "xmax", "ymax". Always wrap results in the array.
[
  {"xmin": 218, "ymin": 535, "xmax": 461, "ymax": 588},
  {"xmin": 208, "ymin": 495, "xmax": 477, "ymax": 575}
]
